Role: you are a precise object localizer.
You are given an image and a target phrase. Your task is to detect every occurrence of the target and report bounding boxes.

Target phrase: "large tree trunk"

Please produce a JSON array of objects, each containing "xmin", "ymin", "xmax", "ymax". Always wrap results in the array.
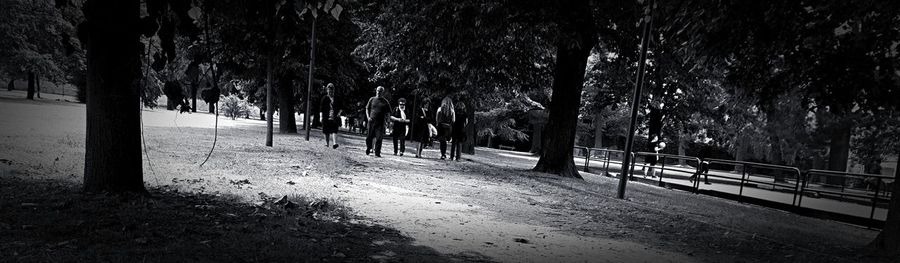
[
  {"xmin": 277, "ymin": 75, "xmax": 297, "ymax": 133},
  {"xmin": 531, "ymin": 124, "xmax": 543, "ymax": 153},
  {"xmin": 827, "ymin": 122, "xmax": 852, "ymax": 185},
  {"xmin": 82, "ymin": 0, "xmax": 144, "ymax": 193},
  {"xmin": 870, "ymin": 151, "xmax": 900, "ymax": 255},
  {"xmin": 462, "ymin": 99, "xmax": 476, "ymax": 154},
  {"xmin": 26, "ymin": 72, "xmax": 35, "ymax": 100},
  {"xmin": 532, "ymin": 0, "xmax": 596, "ymax": 179}
]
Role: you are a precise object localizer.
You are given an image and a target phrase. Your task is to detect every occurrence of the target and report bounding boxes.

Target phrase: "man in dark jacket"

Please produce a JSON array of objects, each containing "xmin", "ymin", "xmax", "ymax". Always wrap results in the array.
[{"xmin": 365, "ymin": 86, "xmax": 391, "ymax": 157}]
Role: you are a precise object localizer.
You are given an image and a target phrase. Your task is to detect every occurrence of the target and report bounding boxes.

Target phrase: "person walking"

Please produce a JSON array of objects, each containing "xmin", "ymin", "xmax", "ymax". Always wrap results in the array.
[
  {"xmin": 644, "ymin": 136, "xmax": 666, "ymax": 177},
  {"xmin": 365, "ymin": 86, "xmax": 391, "ymax": 157},
  {"xmin": 449, "ymin": 102, "xmax": 468, "ymax": 161},
  {"xmin": 413, "ymin": 99, "xmax": 433, "ymax": 158},
  {"xmin": 690, "ymin": 145, "xmax": 712, "ymax": 184},
  {"xmin": 435, "ymin": 97, "xmax": 455, "ymax": 160},
  {"xmin": 319, "ymin": 83, "xmax": 342, "ymax": 149},
  {"xmin": 390, "ymin": 98, "xmax": 411, "ymax": 155}
]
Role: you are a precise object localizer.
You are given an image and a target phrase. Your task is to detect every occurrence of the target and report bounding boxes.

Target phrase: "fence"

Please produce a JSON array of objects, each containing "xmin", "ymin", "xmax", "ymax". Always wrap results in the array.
[
  {"xmin": 800, "ymin": 169, "xmax": 894, "ymax": 221},
  {"xmin": 573, "ymin": 147, "xmax": 633, "ymax": 177},
  {"xmin": 570, "ymin": 147, "xmax": 894, "ymax": 225}
]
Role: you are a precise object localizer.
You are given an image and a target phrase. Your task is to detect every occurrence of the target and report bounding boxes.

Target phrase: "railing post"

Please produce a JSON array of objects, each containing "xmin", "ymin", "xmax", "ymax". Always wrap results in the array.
[
  {"xmin": 792, "ymin": 168, "xmax": 802, "ymax": 206},
  {"xmin": 871, "ymin": 178, "xmax": 881, "ymax": 221},
  {"xmin": 584, "ymin": 148, "xmax": 591, "ymax": 172},
  {"xmin": 604, "ymin": 150, "xmax": 611, "ymax": 176}
]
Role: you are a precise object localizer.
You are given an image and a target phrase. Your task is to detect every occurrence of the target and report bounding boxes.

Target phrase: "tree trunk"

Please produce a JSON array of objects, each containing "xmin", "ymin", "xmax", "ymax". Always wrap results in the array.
[
  {"xmin": 26, "ymin": 72, "xmax": 35, "ymax": 100},
  {"xmin": 677, "ymin": 129, "xmax": 686, "ymax": 165},
  {"xmin": 827, "ymin": 122, "xmax": 852, "ymax": 185},
  {"xmin": 35, "ymin": 73, "xmax": 41, "ymax": 98},
  {"xmin": 191, "ymin": 82, "xmax": 198, "ymax": 113},
  {"xmin": 593, "ymin": 113, "xmax": 603, "ymax": 149},
  {"xmin": 531, "ymin": 124, "xmax": 543, "ymax": 153},
  {"xmin": 277, "ymin": 75, "xmax": 297, "ymax": 134},
  {"xmin": 265, "ymin": 54, "xmax": 274, "ymax": 146},
  {"xmin": 6, "ymin": 79, "xmax": 13, "ymax": 91},
  {"xmin": 463, "ymin": 99, "xmax": 476, "ymax": 154},
  {"xmin": 532, "ymin": 0, "xmax": 596, "ymax": 179},
  {"xmin": 870, "ymin": 150, "xmax": 900, "ymax": 255},
  {"xmin": 83, "ymin": 0, "xmax": 145, "ymax": 193}
]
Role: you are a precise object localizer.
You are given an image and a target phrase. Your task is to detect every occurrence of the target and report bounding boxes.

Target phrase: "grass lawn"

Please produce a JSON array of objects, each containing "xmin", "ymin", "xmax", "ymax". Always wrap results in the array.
[{"xmin": 0, "ymin": 92, "xmax": 892, "ymax": 262}]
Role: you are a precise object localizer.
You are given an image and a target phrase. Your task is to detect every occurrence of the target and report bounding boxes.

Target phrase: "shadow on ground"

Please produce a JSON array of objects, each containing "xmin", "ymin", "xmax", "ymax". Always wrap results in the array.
[{"xmin": 0, "ymin": 176, "xmax": 489, "ymax": 262}]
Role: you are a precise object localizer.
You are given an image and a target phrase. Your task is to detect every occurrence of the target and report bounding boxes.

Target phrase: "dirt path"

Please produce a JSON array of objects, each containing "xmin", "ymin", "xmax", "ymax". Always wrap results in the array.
[{"xmin": 0, "ymin": 95, "xmax": 886, "ymax": 262}]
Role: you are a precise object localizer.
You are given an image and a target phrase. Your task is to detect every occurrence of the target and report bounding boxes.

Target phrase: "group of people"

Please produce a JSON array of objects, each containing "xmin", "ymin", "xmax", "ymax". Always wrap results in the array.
[{"xmin": 318, "ymin": 84, "xmax": 469, "ymax": 161}]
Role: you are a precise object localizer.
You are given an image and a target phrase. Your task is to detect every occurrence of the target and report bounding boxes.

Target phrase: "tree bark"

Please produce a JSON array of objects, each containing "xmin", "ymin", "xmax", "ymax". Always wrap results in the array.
[
  {"xmin": 532, "ymin": 0, "xmax": 596, "ymax": 179},
  {"xmin": 265, "ymin": 53, "xmax": 274, "ymax": 146},
  {"xmin": 870, "ymin": 150, "xmax": 900, "ymax": 255},
  {"xmin": 82, "ymin": 0, "xmax": 145, "ymax": 193},
  {"xmin": 677, "ymin": 129, "xmax": 686, "ymax": 165},
  {"xmin": 35, "ymin": 73, "xmax": 41, "ymax": 98},
  {"xmin": 463, "ymin": 101, "xmax": 476, "ymax": 154},
  {"xmin": 593, "ymin": 113, "xmax": 603, "ymax": 149},
  {"xmin": 277, "ymin": 75, "xmax": 297, "ymax": 134},
  {"xmin": 191, "ymin": 82, "xmax": 198, "ymax": 112},
  {"xmin": 827, "ymin": 122, "xmax": 852, "ymax": 185},
  {"xmin": 26, "ymin": 72, "xmax": 35, "ymax": 100}
]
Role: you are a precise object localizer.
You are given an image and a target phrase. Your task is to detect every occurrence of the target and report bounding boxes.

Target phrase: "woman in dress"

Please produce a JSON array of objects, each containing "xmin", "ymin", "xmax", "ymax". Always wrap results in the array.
[
  {"xmin": 413, "ymin": 99, "xmax": 433, "ymax": 158},
  {"xmin": 435, "ymin": 97, "xmax": 455, "ymax": 160}
]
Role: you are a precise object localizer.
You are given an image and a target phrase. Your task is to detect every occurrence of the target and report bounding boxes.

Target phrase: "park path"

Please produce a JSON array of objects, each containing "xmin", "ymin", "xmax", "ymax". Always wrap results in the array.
[{"xmin": 0, "ymin": 91, "xmax": 881, "ymax": 262}]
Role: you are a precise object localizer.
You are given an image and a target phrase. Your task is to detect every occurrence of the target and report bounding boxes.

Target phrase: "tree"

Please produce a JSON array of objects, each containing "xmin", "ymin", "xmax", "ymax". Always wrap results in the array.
[
  {"xmin": 666, "ymin": 0, "xmax": 900, "ymax": 254},
  {"xmin": 0, "ymin": 0, "xmax": 79, "ymax": 99},
  {"xmin": 531, "ymin": 0, "xmax": 597, "ymax": 179},
  {"xmin": 80, "ymin": 0, "xmax": 144, "ymax": 192},
  {"xmin": 77, "ymin": 0, "xmax": 200, "ymax": 193}
]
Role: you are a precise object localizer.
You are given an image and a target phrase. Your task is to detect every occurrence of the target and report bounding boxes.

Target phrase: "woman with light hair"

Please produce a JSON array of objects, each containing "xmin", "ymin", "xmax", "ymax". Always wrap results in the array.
[{"xmin": 435, "ymin": 96, "xmax": 455, "ymax": 160}]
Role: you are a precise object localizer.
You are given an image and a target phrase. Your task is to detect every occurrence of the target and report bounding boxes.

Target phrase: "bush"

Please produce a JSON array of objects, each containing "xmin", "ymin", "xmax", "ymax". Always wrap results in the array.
[{"xmin": 220, "ymin": 95, "xmax": 250, "ymax": 120}]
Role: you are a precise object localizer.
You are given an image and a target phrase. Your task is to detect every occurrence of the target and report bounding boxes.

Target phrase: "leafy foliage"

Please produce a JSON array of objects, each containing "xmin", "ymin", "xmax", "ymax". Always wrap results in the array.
[
  {"xmin": 220, "ymin": 94, "xmax": 251, "ymax": 120},
  {"xmin": 0, "ymin": 0, "xmax": 83, "ymax": 84}
]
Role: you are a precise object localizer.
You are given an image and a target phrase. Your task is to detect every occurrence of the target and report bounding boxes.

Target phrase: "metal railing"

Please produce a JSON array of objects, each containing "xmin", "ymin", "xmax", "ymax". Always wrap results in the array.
[
  {"xmin": 701, "ymin": 158, "xmax": 805, "ymax": 205},
  {"xmin": 573, "ymin": 147, "xmax": 634, "ymax": 177},
  {"xmin": 570, "ymin": 145, "xmax": 895, "ymax": 224},
  {"xmin": 801, "ymin": 170, "xmax": 893, "ymax": 221},
  {"xmin": 630, "ymin": 152, "xmax": 702, "ymax": 187}
]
